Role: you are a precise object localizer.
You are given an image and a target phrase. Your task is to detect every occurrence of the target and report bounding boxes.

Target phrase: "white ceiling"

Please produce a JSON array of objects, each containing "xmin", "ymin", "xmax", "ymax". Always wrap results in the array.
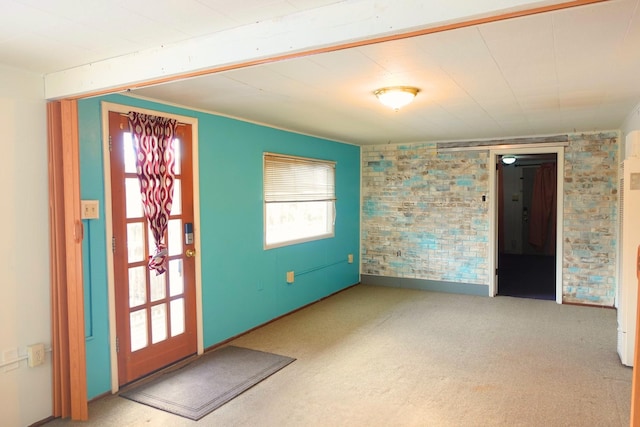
[
  {"xmin": 1, "ymin": 0, "xmax": 342, "ymax": 73},
  {"xmin": 3, "ymin": 0, "xmax": 640, "ymax": 145}
]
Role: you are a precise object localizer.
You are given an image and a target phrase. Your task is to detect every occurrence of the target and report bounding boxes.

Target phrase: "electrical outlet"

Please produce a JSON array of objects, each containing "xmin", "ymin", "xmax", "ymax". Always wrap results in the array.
[
  {"xmin": 286, "ymin": 271, "xmax": 294, "ymax": 283},
  {"xmin": 27, "ymin": 343, "xmax": 45, "ymax": 367},
  {"xmin": 348, "ymin": 254, "xmax": 354, "ymax": 264},
  {"xmin": 2, "ymin": 348, "xmax": 19, "ymax": 372}
]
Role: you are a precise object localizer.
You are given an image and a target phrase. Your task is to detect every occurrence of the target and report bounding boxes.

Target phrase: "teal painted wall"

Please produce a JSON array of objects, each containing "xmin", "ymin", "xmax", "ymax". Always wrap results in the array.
[
  {"xmin": 78, "ymin": 94, "xmax": 360, "ymax": 398},
  {"xmin": 78, "ymin": 100, "xmax": 112, "ymax": 399}
]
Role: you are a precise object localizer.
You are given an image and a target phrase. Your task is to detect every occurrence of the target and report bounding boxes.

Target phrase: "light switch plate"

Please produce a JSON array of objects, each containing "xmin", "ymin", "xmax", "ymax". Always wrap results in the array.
[{"xmin": 81, "ymin": 200, "xmax": 100, "ymax": 219}]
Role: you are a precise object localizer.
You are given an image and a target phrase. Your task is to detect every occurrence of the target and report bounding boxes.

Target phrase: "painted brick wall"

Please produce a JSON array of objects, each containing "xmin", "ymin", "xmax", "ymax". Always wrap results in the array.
[
  {"xmin": 361, "ymin": 131, "xmax": 619, "ymax": 306},
  {"xmin": 362, "ymin": 143, "xmax": 489, "ymax": 285},
  {"xmin": 563, "ymin": 132, "xmax": 618, "ymax": 305}
]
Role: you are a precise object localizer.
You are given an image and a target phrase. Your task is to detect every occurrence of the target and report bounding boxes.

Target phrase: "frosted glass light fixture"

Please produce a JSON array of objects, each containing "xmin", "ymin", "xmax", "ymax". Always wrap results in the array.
[
  {"xmin": 374, "ymin": 86, "xmax": 420, "ymax": 110},
  {"xmin": 501, "ymin": 155, "xmax": 516, "ymax": 165}
]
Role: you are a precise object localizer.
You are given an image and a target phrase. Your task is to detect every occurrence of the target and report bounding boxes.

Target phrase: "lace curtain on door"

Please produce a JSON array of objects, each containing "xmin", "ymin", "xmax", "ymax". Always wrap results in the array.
[{"xmin": 128, "ymin": 112, "xmax": 178, "ymax": 274}]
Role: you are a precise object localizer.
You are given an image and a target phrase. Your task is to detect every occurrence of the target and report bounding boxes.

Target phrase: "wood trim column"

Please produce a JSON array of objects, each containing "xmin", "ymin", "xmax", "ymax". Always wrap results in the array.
[
  {"xmin": 47, "ymin": 99, "xmax": 88, "ymax": 421},
  {"xmin": 631, "ymin": 245, "xmax": 640, "ymax": 426},
  {"xmin": 48, "ymin": 101, "xmax": 69, "ymax": 418}
]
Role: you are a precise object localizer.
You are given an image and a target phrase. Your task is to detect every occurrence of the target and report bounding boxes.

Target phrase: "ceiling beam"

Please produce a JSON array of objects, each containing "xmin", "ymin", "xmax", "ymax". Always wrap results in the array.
[
  {"xmin": 44, "ymin": 0, "xmax": 606, "ymax": 100},
  {"xmin": 437, "ymin": 135, "xmax": 570, "ymax": 151}
]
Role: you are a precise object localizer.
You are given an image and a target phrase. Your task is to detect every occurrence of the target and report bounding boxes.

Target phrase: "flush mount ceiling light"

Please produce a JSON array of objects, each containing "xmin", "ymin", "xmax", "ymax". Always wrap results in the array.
[
  {"xmin": 374, "ymin": 86, "xmax": 420, "ymax": 110},
  {"xmin": 501, "ymin": 155, "xmax": 516, "ymax": 165}
]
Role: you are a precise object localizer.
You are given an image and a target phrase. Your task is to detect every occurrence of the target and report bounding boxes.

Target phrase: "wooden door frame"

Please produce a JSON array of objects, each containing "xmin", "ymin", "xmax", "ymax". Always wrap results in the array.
[
  {"xmin": 488, "ymin": 145, "xmax": 565, "ymax": 303},
  {"xmin": 100, "ymin": 101, "xmax": 203, "ymax": 392}
]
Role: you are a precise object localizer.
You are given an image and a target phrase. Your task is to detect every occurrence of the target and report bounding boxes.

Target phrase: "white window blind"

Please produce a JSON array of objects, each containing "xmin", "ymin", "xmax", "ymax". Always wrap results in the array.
[
  {"xmin": 264, "ymin": 154, "xmax": 336, "ymax": 203},
  {"xmin": 264, "ymin": 153, "xmax": 336, "ymax": 248}
]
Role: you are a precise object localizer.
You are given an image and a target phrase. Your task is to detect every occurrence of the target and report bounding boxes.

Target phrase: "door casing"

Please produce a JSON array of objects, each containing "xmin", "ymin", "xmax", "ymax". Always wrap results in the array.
[
  {"xmin": 100, "ymin": 101, "xmax": 203, "ymax": 392},
  {"xmin": 488, "ymin": 145, "xmax": 565, "ymax": 303}
]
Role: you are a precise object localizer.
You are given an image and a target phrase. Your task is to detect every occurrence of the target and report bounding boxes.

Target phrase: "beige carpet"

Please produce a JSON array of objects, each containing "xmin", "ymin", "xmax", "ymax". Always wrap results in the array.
[{"xmin": 46, "ymin": 284, "xmax": 632, "ymax": 426}]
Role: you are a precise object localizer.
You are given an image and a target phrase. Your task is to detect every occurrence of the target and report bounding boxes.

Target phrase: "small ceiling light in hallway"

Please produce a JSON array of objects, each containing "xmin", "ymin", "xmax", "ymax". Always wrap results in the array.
[
  {"xmin": 501, "ymin": 155, "xmax": 516, "ymax": 165},
  {"xmin": 374, "ymin": 86, "xmax": 419, "ymax": 110}
]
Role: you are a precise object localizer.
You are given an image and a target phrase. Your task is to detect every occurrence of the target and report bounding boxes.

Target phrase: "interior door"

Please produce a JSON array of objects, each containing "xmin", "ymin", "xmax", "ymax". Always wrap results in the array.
[
  {"xmin": 496, "ymin": 153, "xmax": 557, "ymax": 300},
  {"xmin": 109, "ymin": 111, "xmax": 197, "ymax": 385}
]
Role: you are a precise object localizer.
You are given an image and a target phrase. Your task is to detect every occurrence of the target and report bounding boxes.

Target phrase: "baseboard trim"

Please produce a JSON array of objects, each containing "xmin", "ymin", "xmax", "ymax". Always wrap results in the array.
[
  {"xmin": 361, "ymin": 274, "xmax": 489, "ymax": 297},
  {"xmin": 29, "ymin": 416, "xmax": 55, "ymax": 427}
]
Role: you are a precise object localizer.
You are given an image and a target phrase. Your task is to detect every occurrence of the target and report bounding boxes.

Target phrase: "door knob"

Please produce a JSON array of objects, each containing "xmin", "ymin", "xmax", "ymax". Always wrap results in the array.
[{"xmin": 185, "ymin": 248, "xmax": 196, "ymax": 258}]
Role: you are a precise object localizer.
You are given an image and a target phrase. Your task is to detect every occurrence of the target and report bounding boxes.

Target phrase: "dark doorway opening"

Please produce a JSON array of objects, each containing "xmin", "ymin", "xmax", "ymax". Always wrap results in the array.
[
  {"xmin": 498, "ymin": 253, "xmax": 556, "ymax": 300},
  {"xmin": 497, "ymin": 153, "xmax": 557, "ymax": 300}
]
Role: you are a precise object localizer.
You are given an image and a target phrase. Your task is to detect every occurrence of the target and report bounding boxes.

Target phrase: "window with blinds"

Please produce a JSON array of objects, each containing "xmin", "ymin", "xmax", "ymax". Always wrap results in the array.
[{"xmin": 264, "ymin": 152, "xmax": 336, "ymax": 249}]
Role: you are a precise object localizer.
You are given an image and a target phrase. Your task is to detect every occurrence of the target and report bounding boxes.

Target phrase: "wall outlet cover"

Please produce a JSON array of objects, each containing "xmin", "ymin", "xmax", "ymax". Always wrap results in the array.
[{"xmin": 27, "ymin": 343, "xmax": 45, "ymax": 367}]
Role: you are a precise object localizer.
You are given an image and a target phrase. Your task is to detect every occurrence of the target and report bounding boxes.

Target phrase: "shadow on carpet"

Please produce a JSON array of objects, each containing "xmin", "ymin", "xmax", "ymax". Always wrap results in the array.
[{"xmin": 120, "ymin": 346, "xmax": 296, "ymax": 420}]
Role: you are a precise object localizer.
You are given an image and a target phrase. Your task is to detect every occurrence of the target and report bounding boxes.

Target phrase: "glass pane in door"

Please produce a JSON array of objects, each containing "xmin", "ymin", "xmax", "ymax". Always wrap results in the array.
[
  {"xmin": 169, "ymin": 259, "xmax": 184, "ymax": 296},
  {"xmin": 150, "ymin": 271, "xmax": 166, "ymax": 302},
  {"xmin": 170, "ymin": 298, "xmax": 185, "ymax": 337},
  {"xmin": 125, "ymin": 178, "xmax": 143, "ymax": 218},
  {"xmin": 127, "ymin": 222, "xmax": 145, "ymax": 263},
  {"xmin": 151, "ymin": 304, "xmax": 168, "ymax": 344},
  {"xmin": 168, "ymin": 219, "xmax": 182, "ymax": 256},
  {"xmin": 130, "ymin": 309, "xmax": 148, "ymax": 352},
  {"xmin": 171, "ymin": 179, "xmax": 182, "ymax": 215},
  {"xmin": 128, "ymin": 267, "xmax": 146, "ymax": 308},
  {"xmin": 123, "ymin": 132, "xmax": 136, "ymax": 173},
  {"xmin": 173, "ymin": 139, "xmax": 181, "ymax": 175}
]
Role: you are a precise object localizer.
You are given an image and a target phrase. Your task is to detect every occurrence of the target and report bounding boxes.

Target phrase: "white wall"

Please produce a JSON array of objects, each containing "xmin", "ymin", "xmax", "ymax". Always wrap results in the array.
[
  {"xmin": 0, "ymin": 65, "xmax": 51, "ymax": 426},
  {"xmin": 622, "ymin": 101, "xmax": 640, "ymax": 159}
]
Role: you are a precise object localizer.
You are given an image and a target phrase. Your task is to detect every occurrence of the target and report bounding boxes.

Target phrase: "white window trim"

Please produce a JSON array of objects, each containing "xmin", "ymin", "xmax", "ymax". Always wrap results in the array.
[{"xmin": 263, "ymin": 152, "xmax": 336, "ymax": 249}]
